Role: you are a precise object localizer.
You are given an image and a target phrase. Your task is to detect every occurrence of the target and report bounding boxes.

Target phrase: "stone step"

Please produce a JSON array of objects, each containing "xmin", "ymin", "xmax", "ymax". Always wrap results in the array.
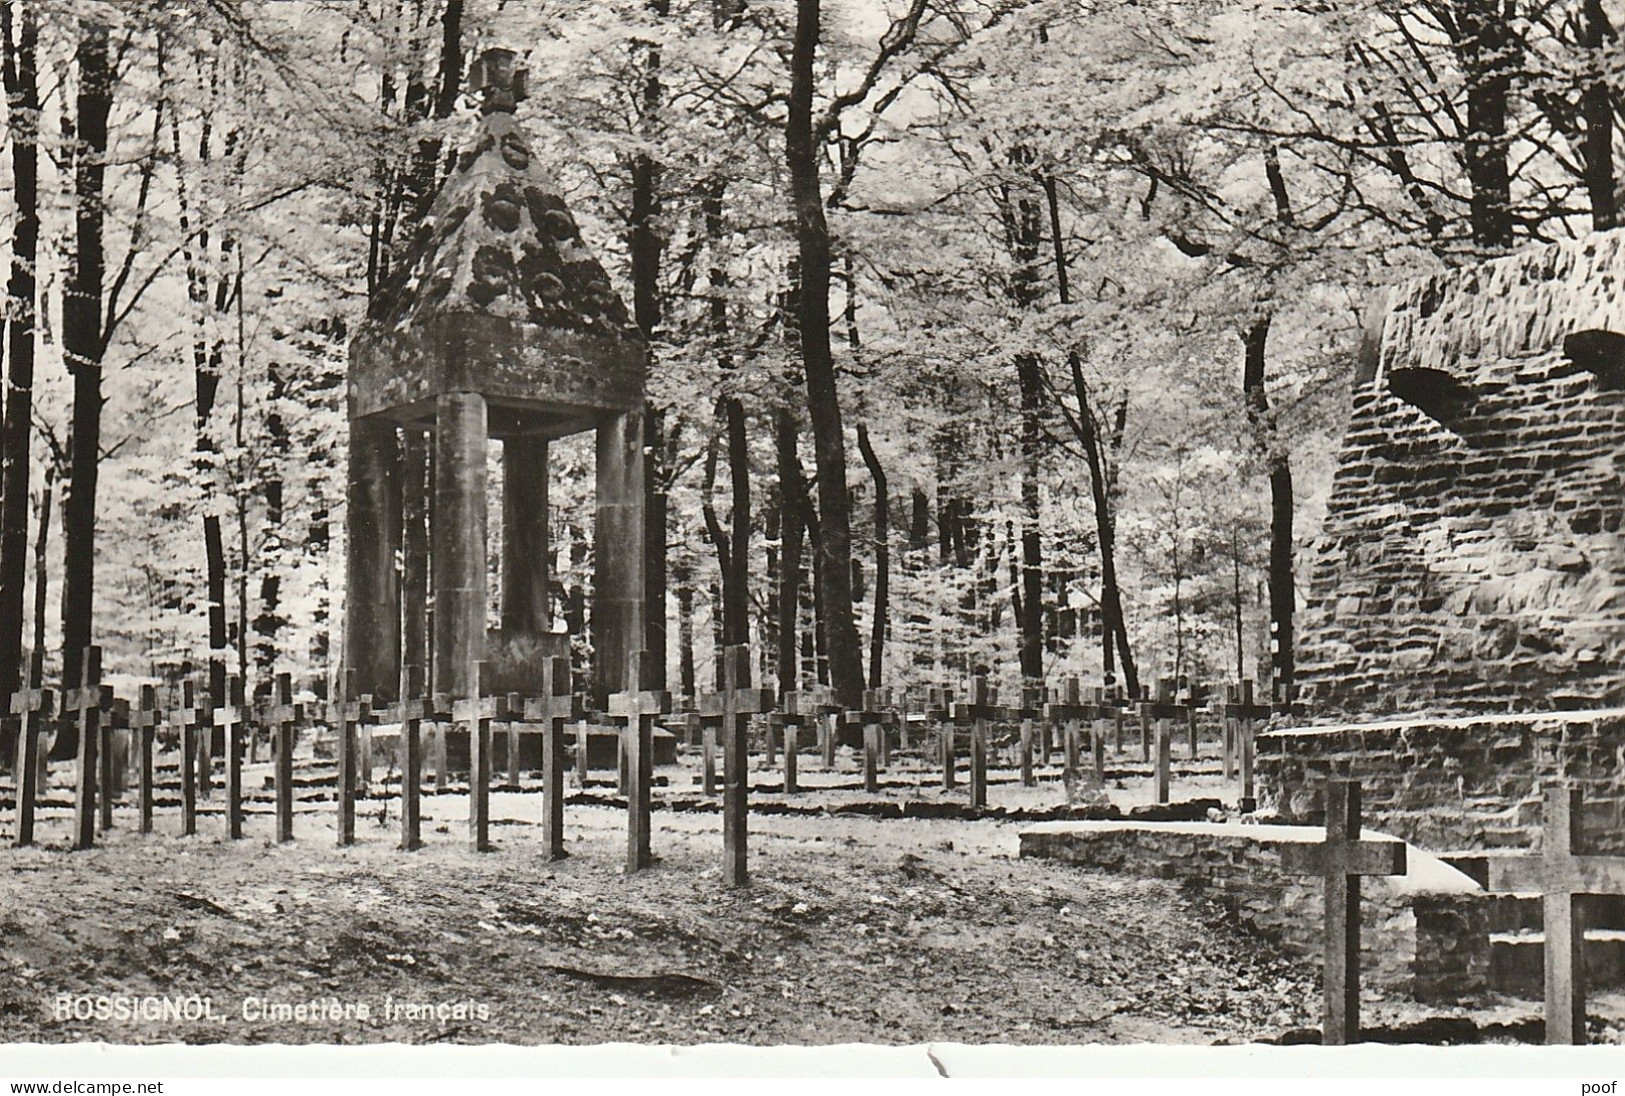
[
  {"xmin": 1480, "ymin": 892, "xmax": 1625, "ymax": 933},
  {"xmin": 1490, "ymin": 929, "xmax": 1625, "ymax": 996}
]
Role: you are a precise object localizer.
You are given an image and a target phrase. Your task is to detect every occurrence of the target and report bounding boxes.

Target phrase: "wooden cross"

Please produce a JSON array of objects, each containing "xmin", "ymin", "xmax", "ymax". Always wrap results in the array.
[
  {"xmin": 330, "ymin": 668, "xmax": 373, "ymax": 848},
  {"xmin": 64, "ymin": 646, "xmax": 112, "ymax": 850},
  {"xmin": 1011, "ymin": 682, "xmax": 1046, "ymax": 783},
  {"xmin": 1178, "ymin": 677, "xmax": 1206, "ymax": 759},
  {"xmin": 951, "ymin": 677, "xmax": 1001, "ymax": 809},
  {"xmin": 921, "ymin": 686, "xmax": 955, "ymax": 789},
  {"xmin": 213, "ymin": 676, "xmax": 247, "ymax": 840},
  {"xmin": 523, "ymin": 656, "xmax": 582, "ymax": 861},
  {"xmin": 488, "ymin": 691, "xmax": 522, "ymax": 789},
  {"xmin": 1104, "ymin": 681, "xmax": 1127, "ymax": 755},
  {"xmin": 10, "ymin": 682, "xmax": 53, "ymax": 848},
  {"xmin": 130, "ymin": 685, "xmax": 160, "ymax": 834},
  {"xmin": 385, "ymin": 664, "xmax": 429, "ymax": 852},
  {"xmin": 1221, "ymin": 680, "xmax": 1269, "ymax": 812},
  {"xmin": 168, "ymin": 681, "xmax": 205, "ymax": 838},
  {"xmin": 1281, "ymin": 780, "xmax": 1407, "ymax": 1045},
  {"xmin": 768, "ymin": 696, "xmax": 810, "ymax": 795},
  {"xmin": 1045, "ymin": 677, "xmax": 1103, "ymax": 784},
  {"xmin": 843, "ymin": 689, "xmax": 896, "ymax": 795},
  {"xmin": 452, "ymin": 661, "xmax": 504, "ymax": 853},
  {"xmin": 1486, "ymin": 784, "xmax": 1625, "ymax": 1045},
  {"xmin": 260, "ymin": 673, "xmax": 304, "ymax": 844},
  {"xmin": 793, "ymin": 683, "xmax": 840, "ymax": 769},
  {"xmin": 696, "ymin": 646, "xmax": 772, "ymax": 886},
  {"xmin": 1090, "ymin": 686, "xmax": 1113, "ymax": 781},
  {"xmin": 1139, "ymin": 677, "xmax": 1182, "ymax": 805},
  {"xmin": 607, "ymin": 650, "xmax": 672, "ymax": 874}
]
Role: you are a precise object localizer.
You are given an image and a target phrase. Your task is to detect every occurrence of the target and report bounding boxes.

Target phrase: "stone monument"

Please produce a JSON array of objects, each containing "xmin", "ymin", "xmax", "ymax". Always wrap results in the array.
[{"xmin": 344, "ymin": 48, "xmax": 651, "ymax": 704}]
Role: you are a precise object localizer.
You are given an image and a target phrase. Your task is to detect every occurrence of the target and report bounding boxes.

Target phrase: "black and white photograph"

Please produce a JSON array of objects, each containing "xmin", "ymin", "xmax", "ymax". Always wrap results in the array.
[{"xmin": 0, "ymin": 0, "xmax": 1621, "ymax": 1081}]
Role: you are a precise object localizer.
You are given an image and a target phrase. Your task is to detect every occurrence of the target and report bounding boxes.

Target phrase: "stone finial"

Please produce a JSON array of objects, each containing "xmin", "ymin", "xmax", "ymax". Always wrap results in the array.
[{"xmin": 469, "ymin": 48, "xmax": 528, "ymax": 114}]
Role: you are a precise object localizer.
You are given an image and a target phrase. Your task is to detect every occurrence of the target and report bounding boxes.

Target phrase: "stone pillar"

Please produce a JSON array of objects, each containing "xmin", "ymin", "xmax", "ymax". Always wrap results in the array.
[
  {"xmin": 643, "ymin": 412, "xmax": 668, "ymax": 688},
  {"xmin": 501, "ymin": 435, "xmax": 550, "ymax": 640},
  {"xmin": 343, "ymin": 416, "xmax": 402, "ymax": 702},
  {"xmin": 401, "ymin": 430, "xmax": 431, "ymax": 681},
  {"xmin": 593, "ymin": 410, "xmax": 646, "ymax": 700},
  {"xmin": 432, "ymin": 393, "xmax": 488, "ymax": 698}
]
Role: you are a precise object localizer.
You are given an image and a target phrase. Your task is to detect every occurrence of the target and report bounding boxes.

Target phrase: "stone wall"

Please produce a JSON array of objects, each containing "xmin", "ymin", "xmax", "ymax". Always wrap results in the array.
[
  {"xmin": 1297, "ymin": 230, "xmax": 1625, "ymax": 717},
  {"xmin": 1019, "ymin": 821, "xmax": 1486, "ymax": 1002},
  {"xmin": 1255, "ymin": 710, "xmax": 1625, "ymax": 855}
]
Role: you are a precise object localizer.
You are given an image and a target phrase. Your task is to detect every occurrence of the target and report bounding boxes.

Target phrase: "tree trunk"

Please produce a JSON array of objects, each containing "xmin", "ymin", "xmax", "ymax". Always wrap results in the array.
[
  {"xmin": 997, "ymin": 151, "xmax": 1047, "ymax": 683},
  {"xmin": 1243, "ymin": 316, "xmax": 1295, "ymax": 695},
  {"xmin": 1583, "ymin": 0, "xmax": 1615, "ymax": 230},
  {"xmin": 1042, "ymin": 175, "xmax": 1136, "ymax": 695},
  {"xmin": 674, "ymin": 557, "xmax": 696, "ymax": 697},
  {"xmin": 725, "ymin": 398, "xmax": 750, "ymax": 645},
  {"xmin": 788, "ymin": 0, "xmax": 864, "ymax": 706},
  {"xmin": 29, "ymin": 462, "xmax": 53, "ymax": 691},
  {"xmin": 631, "ymin": 0, "xmax": 669, "ymax": 682},
  {"xmin": 0, "ymin": 0, "xmax": 39, "ymax": 699},
  {"xmin": 775, "ymin": 408, "xmax": 805, "ymax": 695},
  {"xmin": 253, "ymin": 360, "xmax": 288, "ymax": 681},
  {"xmin": 59, "ymin": 23, "xmax": 111, "ymax": 713},
  {"xmin": 856, "ymin": 424, "xmax": 888, "ymax": 689},
  {"xmin": 1459, "ymin": 1, "xmax": 1517, "ymax": 251}
]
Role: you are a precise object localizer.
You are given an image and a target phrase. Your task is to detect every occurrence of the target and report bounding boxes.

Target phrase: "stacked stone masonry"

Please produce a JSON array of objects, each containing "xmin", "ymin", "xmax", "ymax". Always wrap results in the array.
[
  {"xmin": 1255, "ymin": 710, "xmax": 1625, "ymax": 855},
  {"xmin": 1297, "ymin": 229, "xmax": 1625, "ymax": 717},
  {"xmin": 1020, "ymin": 823, "xmax": 1486, "ymax": 1003}
]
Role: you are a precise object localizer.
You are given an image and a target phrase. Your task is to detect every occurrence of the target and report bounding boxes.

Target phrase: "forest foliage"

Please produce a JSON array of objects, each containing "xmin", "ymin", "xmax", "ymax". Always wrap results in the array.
[{"xmin": 0, "ymin": 0, "xmax": 1616, "ymax": 704}]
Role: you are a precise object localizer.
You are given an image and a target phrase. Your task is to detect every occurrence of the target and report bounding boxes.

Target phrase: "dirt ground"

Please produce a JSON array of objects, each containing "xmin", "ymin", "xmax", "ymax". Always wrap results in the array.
[{"xmin": 0, "ymin": 737, "xmax": 1598, "ymax": 1047}]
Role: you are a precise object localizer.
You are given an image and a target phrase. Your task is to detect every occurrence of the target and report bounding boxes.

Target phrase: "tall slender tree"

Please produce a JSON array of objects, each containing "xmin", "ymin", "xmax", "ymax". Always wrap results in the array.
[
  {"xmin": 0, "ymin": 0, "xmax": 39, "ymax": 701},
  {"xmin": 59, "ymin": 19, "xmax": 114, "ymax": 700}
]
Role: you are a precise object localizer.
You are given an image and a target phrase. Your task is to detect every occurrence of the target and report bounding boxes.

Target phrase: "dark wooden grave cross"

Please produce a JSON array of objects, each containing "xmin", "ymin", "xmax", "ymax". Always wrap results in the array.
[
  {"xmin": 1046, "ymin": 678, "xmax": 1103, "ymax": 784},
  {"xmin": 1091, "ymin": 687, "xmax": 1113, "ymax": 781},
  {"xmin": 523, "ymin": 657, "xmax": 582, "ymax": 861},
  {"xmin": 696, "ymin": 645, "xmax": 772, "ymax": 887},
  {"xmin": 386, "ymin": 664, "xmax": 429, "ymax": 852},
  {"xmin": 1221, "ymin": 680, "xmax": 1268, "ymax": 813},
  {"xmin": 922, "ymin": 687, "xmax": 954, "ymax": 790},
  {"xmin": 452, "ymin": 661, "xmax": 504, "ymax": 853},
  {"xmin": 768, "ymin": 695, "xmax": 809, "ymax": 796},
  {"xmin": 65, "ymin": 646, "xmax": 112, "ymax": 850},
  {"xmin": 10, "ymin": 683, "xmax": 53, "ymax": 847},
  {"xmin": 1486, "ymin": 784, "xmax": 1625, "ymax": 1045},
  {"xmin": 1178, "ymin": 678, "xmax": 1205, "ymax": 760},
  {"xmin": 1013, "ymin": 683, "xmax": 1046, "ymax": 788},
  {"xmin": 795, "ymin": 684, "xmax": 840, "ymax": 769},
  {"xmin": 432, "ymin": 704, "xmax": 450, "ymax": 793},
  {"xmin": 493, "ymin": 692, "xmax": 524, "ymax": 790},
  {"xmin": 103, "ymin": 697, "xmax": 128, "ymax": 827},
  {"xmin": 1281, "ymin": 780, "xmax": 1406, "ymax": 1046},
  {"xmin": 213, "ymin": 676, "xmax": 247, "ymax": 840},
  {"xmin": 259, "ymin": 673, "xmax": 304, "ymax": 843},
  {"xmin": 1139, "ymin": 677, "xmax": 1182, "ymax": 805},
  {"xmin": 951, "ymin": 677, "xmax": 1001, "ymax": 810},
  {"xmin": 131, "ymin": 685, "xmax": 160, "ymax": 834},
  {"xmin": 607, "ymin": 650, "xmax": 672, "ymax": 874},
  {"xmin": 844, "ymin": 689, "xmax": 896, "ymax": 795},
  {"xmin": 694, "ymin": 718, "xmax": 719, "ymax": 793},
  {"xmin": 1106, "ymin": 681, "xmax": 1127, "ymax": 755},
  {"xmin": 876, "ymin": 688, "xmax": 900, "ymax": 767},
  {"xmin": 169, "ymin": 681, "xmax": 205, "ymax": 838},
  {"xmin": 331, "ymin": 668, "xmax": 372, "ymax": 848}
]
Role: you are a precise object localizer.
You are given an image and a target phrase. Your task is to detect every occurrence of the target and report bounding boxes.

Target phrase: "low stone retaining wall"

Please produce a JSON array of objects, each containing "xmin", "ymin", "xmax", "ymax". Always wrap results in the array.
[
  {"xmin": 1019, "ymin": 820, "xmax": 1485, "ymax": 1002},
  {"xmin": 1255, "ymin": 709, "xmax": 1625, "ymax": 854}
]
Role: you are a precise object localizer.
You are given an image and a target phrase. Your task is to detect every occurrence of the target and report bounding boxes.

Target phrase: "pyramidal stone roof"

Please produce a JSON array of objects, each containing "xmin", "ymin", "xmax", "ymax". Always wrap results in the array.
[
  {"xmin": 349, "ymin": 86, "xmax": 645, "ymax": 428},
  {"xmin": 376, "ymin": 110, "xmax": 640, "ymax": 343}
]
